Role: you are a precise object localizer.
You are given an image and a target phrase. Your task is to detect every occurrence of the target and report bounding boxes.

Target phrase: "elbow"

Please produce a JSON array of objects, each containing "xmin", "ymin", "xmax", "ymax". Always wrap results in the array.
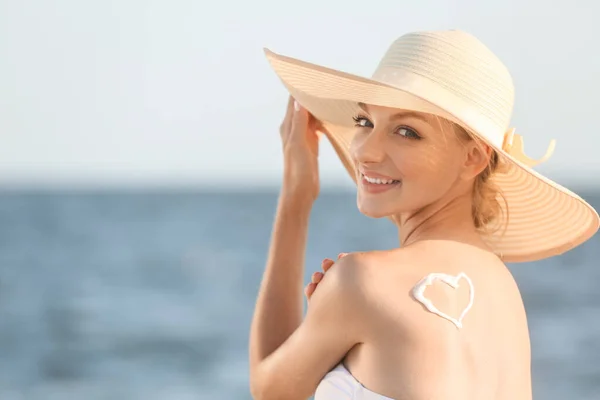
[
  {"xmin": 249, "ymin": 382, "xmax": 261, "ymax": 400},
  {"xmin": 249, "ymin": 371, "xmax": 293, "ymax": 400},
  {"xmin": 250, "ymin": 364, "xmax": 308, "ymax": 400},
  {"xmin": 249, "ymin": 367, "xmax": 270, "ymax": 400},
  {"xmin": 249, "ymin": 370, "xmax": 261, "ymax": 399},
  {"xmin": 250, "ymin": 380, "xmax": 274, "ymax": 400},
  {"xmin": 251, "ymin": 385, "xmax": 308, "ymax": 400},
  {"xmin": 250, "ymin": 380, "xmax": 264, "ymax": 400}
]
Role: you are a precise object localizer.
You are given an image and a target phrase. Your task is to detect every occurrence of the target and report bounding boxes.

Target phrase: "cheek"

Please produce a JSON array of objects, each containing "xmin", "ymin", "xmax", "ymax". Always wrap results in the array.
[
  {"xmin": 390, "ymin": 145, "xmax": 446, "ymax": 179},
  {"xmin": 392, "ymin": 145, "xmax": 462, "ymax": 195},
  {"xmin": 349, "ymin": 132, "xmax": 365, "ymax": 162}
]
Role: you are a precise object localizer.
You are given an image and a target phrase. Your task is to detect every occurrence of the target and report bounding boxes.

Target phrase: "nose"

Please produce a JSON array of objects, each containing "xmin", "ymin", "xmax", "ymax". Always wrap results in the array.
[{"xmin": 351, "ymin": 128, "xmax": 387, "ymax": 164}]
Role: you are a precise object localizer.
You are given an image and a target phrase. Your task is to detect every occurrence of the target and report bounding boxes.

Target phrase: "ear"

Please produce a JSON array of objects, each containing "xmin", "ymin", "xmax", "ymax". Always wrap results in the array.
[{"xmin": 460, "ymin": 141, "xmax": 492, "ymax": 181}]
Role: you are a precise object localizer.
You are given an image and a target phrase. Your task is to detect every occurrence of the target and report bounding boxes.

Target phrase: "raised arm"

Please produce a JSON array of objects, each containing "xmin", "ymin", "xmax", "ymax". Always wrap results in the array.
[{"xmin": 248, "ymin": 97, "xmax": 322, "ymax": 397}]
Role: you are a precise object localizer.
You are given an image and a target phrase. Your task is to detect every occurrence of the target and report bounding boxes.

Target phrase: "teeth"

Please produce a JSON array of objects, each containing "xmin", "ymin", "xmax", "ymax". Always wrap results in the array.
[{"xmin": 363, "ymin": 174, "xmax": 398, "ymax": 185}]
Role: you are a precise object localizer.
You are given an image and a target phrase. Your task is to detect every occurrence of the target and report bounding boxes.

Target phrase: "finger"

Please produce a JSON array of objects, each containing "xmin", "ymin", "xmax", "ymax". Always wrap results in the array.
[
  {"xmin": 322, "ymin": 259, "xmax": 335, "ymax": 273},
  {"xmin": 306, "ymin": 113, "xmax": 320, "ymax": 157},
  {"xmin": 290, "ymin": 100, "xmax": 309, "ymax": 143},
  {"xmin": 314, "ymin": 119, "xmax": 329, "ymax": 138},
  {"xmin": 305, "ymin": 282, "xmax": 316, "ymax": 299},
  {"xmin": 304, "ymin": 282, "xmax": 312, "ymax": 295},
  {"xmin": 311, "ymin": 271, "xmax": 324, "ymax": 284},
  {"xmin": 309, "ymin": 114, "xmax": 324, "ymax": 139},
  {"xmin": 280, "ymin": 96, "xmax": 295, "ymax": 138}
]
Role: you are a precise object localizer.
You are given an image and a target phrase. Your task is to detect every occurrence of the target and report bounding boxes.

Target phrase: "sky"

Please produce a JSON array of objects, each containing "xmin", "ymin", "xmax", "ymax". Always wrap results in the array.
[{"xmin": 0, "ymin": 0, "xmax": 599, "ymax": 190}]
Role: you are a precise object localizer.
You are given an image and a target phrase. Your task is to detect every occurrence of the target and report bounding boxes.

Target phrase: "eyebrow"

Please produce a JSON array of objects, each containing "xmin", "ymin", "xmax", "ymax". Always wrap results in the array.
[{"xmin": 357, "ymin": 102, "xmax": 434, "ymax": 125}]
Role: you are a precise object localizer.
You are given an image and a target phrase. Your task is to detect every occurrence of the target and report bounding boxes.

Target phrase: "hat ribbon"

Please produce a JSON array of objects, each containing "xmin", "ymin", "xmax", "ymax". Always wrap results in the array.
[{"xmin": 501, "ymin": 128, "xmax": 556, "ymax": 167}]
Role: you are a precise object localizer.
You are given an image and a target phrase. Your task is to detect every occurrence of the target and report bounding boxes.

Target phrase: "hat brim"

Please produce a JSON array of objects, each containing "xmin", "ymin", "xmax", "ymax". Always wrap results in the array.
[{"xmin": 264, "ymin": 48, "xmax": 600, "ymax": 263}]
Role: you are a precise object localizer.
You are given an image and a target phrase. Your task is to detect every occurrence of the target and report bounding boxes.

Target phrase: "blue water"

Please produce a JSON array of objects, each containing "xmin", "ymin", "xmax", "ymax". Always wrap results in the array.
[{"xmin": 0, "ymin": 189, "xmax": 598, "ymax": 399}]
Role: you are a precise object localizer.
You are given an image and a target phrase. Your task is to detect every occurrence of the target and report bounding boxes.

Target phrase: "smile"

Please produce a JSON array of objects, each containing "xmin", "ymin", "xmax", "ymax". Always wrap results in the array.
[
  {"xmin": 360, "ymin": 173, "xmax": 401, "ymax": 193},
  {"xmin": 362, "ymin": 174, "xmax": 400, "ymax": 185}
]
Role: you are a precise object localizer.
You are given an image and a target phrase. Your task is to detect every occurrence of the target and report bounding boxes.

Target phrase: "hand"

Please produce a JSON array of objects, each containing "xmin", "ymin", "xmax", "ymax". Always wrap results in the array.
[
  {"xmin": 280, "ymin": 96, "xmax": 322, "ymax": 204},
  {"xmin": 305, "ymin": 253, "xmax": 348, "ymax": 303}
]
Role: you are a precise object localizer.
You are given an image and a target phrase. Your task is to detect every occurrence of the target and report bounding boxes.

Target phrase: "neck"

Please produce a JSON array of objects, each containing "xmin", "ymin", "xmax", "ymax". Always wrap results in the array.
[{"xmin": 395, "ymin": 191, "xmax": 487, "ymax": 249}]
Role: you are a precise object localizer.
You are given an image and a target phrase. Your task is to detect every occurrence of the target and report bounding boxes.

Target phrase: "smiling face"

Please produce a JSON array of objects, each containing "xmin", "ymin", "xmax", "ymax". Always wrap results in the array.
[{"xmin": 349, "ymin": 103, "xmax": 490, "ymax": 221}]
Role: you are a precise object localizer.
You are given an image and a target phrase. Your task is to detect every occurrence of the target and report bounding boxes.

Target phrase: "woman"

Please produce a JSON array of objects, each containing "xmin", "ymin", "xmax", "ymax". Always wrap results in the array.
[{"xmin": 248, "ymin": 30, "xmax": 599, "ymax": 400}]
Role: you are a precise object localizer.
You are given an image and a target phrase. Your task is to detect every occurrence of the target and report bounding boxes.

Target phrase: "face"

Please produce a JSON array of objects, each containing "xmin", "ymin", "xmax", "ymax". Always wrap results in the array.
[{"xmin": 349, "ymin": 103, "xmax": 488, "ymax": 220}]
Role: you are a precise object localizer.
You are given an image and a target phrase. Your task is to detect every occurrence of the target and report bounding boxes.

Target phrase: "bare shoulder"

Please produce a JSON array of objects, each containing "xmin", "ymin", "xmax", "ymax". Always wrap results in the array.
[
  {"xmin": 329, "ymin": 250, "xmax": 426, "ymax": 319},
  {"xmin": 319, "ymin": 251, "xmax": 401, "ymax": 317},
  {"xmin": 330, "ymin": 249, "xmax": 428, "ymax": 295},
  {"xmin": 342, "ymin": 243, "xmax": 522, "ymax": 331},
  {"xmin": 401, "ymin": 242, "xmax": 527, "ymax": 332},
  {"xmin": 320, "ymin": 252, "xmax": 371, "ymax": 303},
  {"xmin": 337, "ymin": 245, "xmax": 531, "ymax": 400},
  {"xmin": 310, "ymin": 252, "xmax": 374, "ymax": 316}
]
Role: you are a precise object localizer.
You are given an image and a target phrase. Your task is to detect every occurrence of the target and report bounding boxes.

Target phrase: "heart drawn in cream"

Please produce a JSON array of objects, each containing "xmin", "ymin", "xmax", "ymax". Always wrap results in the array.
[{"xmin": 411, "ymin": 272, "xmax": 474, "ymax": 329}]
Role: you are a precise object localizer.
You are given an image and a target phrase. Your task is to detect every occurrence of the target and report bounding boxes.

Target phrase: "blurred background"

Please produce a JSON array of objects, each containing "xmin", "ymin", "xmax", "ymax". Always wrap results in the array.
[{"xmin": 1, "ymin": 0, "xmax": 599, "ymax": 399}]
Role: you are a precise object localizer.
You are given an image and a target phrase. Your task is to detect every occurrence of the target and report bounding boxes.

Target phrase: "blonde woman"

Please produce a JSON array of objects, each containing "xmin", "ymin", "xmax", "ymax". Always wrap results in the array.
[{"xmin": 249, "ymin": 30, "xmax": 599, "ymax": 400}]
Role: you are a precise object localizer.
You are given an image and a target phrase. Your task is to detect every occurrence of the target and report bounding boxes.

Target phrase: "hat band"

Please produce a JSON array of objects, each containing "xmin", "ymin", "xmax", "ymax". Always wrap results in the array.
[{"xmin": 502, "ymin": 128, "xmax": 556, "ymax": 167}]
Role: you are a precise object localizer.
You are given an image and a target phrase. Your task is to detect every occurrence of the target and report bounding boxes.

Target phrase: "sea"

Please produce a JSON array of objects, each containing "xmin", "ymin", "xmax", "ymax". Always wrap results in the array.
[{"xmin": 0, "ymin": 189, "xmax": 598, "ymax": 400}]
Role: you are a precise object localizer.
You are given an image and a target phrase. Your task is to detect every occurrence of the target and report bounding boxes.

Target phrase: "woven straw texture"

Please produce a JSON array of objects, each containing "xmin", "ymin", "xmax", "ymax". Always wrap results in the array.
[{"xmin": 265, "ymin": 30, "xmax": 599, "ymax": 262}]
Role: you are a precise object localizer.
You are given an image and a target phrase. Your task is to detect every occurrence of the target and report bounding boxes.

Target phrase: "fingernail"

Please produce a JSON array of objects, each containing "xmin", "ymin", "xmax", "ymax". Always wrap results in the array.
[
  {"xmin": 338, "ymin": 253, "xmax": 347, "ymax": 258},
  {"xmin": 294, "ymin": 100, "xmax": 300, "ymax": 111}
]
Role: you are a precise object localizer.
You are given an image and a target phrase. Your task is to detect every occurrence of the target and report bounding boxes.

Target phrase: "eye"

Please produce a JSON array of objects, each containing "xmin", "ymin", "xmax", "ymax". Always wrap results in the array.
[
  {"xmin": 352, "ymin": 115, "xmax": 373, "ymax": 128},
  {"xmin": 395, "ymin": 126, "xmax": 421, "ymax": 140}
]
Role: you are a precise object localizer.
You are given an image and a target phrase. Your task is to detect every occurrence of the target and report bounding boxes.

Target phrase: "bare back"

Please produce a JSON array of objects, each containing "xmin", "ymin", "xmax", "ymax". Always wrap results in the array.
[{"xmin": 342, "ymin": 240, "xmax": 532, "ymax": 400}]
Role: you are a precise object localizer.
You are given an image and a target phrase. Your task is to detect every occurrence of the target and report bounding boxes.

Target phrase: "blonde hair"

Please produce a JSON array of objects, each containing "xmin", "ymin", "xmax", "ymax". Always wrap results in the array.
[{"xmin": 438, "ymin": 117, "xmax": 508, "ymax": 234}]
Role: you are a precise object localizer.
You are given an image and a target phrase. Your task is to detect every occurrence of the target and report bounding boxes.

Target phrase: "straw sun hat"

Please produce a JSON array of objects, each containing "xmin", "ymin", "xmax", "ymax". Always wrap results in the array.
[{"xmin": 264, "ymin": 29, "xmax": 599, "ymax": 263}]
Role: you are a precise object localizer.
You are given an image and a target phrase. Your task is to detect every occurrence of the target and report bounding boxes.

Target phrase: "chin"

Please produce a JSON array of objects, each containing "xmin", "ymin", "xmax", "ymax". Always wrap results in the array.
[{"xmin": 356, "ymin": 195, "xmax": 398, "ymax": 219}]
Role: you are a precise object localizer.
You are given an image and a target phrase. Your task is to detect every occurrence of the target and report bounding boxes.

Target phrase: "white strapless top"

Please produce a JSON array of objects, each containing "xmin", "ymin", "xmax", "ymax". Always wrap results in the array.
[{"xmin": 314, "ymin": 364, "xmax": 394, "ymax": 400}]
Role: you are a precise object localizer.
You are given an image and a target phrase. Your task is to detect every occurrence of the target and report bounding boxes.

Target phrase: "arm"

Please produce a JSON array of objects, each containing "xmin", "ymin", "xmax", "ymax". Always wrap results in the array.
[
  {"xmin": 250, "ymin": 97, "xmax": 357, "ymax": 399},
  {"xmin": 249, "ymin": 190, "xmax": 312, "ymax": 378},
  {"xmin": 248, "ymin": 96, "xmax": 317, "ymax": 375},
  {"xmin": 250, "ymin": 253, "xmax": 366, "ymax": 400}
]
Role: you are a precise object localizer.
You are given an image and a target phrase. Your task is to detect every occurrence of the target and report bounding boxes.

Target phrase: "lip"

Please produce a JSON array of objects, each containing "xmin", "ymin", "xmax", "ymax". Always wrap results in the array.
[
  {"xmin": 359, "ymin": 170, "xmax": 398, "ymax": 181},
  {"xmin": 359, "ymin": 173, "xmax": 401, "ymax": 194}
]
